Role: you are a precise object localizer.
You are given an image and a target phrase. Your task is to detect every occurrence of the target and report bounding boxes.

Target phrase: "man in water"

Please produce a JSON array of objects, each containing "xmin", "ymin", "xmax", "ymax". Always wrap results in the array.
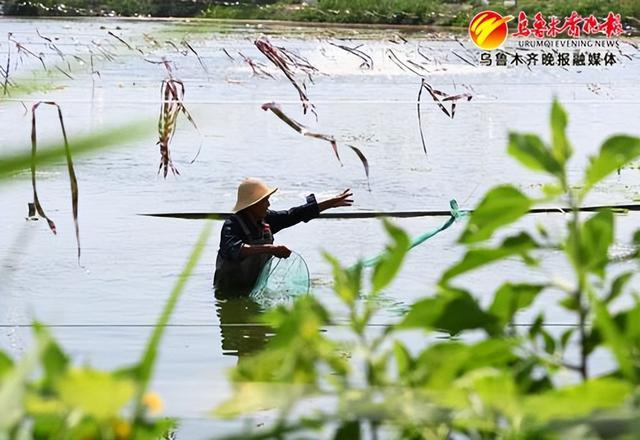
[{"xmin": 214, "ymin": 178, "xmax": 353, "ymax": 298}]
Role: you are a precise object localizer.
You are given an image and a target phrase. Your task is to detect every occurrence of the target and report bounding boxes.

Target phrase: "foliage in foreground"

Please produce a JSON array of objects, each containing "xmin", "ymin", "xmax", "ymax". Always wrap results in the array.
[
  {"xmin": 216, "ymin": 100, "xmax": 640, "ymax": 439},
  {"xmin": 0, "ymin": 121, "xmax": 209, "ymax": 439},
  {"xmin": 1, "ymin": 100, "xmax": 640, "ymax": 439},
  {"xmin": 3, "ymin": 0, "xmax": 212, "ymax": 17},
  {"xmin": 0, "ymin": 223, "xmax": 211, "ymax": 439}
]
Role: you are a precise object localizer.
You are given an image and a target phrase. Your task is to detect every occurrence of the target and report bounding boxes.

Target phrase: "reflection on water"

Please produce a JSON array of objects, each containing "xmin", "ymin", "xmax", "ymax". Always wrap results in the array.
[{"xmin": 215, "ymin": 296, "xmax": 272, "ymax": 358}]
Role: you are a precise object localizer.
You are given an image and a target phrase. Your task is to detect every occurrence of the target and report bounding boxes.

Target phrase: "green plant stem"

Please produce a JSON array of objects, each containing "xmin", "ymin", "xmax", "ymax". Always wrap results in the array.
[
  {"xmin": 569, "ymin": 192, "xmax": 589, "ymax": 381},
  {"xmin": 132, "ymin": 222, "xmax": 212, "ymax": 424}
]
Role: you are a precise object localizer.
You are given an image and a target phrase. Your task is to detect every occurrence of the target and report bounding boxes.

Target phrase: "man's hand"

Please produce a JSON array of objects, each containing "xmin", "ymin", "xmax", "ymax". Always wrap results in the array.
[
  {"xmin": 241, "ymin": 243, "xmax": 292, "ymax": 258},
  {"xmin": 271, "ymin": 245, "xmax": 292, "ymax": 258},
  {"xmin": 318, "ymin": 189, "xmax": 354, "ymax": 212}
]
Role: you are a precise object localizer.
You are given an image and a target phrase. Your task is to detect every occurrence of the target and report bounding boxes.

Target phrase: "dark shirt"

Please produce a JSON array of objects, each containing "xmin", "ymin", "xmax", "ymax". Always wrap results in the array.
[{"xmin": 217, "ymin": 194, "xmax": 320, "ymax": 261}]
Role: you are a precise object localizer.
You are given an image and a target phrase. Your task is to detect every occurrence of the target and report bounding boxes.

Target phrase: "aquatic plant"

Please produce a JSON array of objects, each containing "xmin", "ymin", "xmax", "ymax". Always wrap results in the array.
[
  {"xmin": 29, "ymin": 102, "xmax": 81, "ymax": 261},
  {"xmin": 238, "ymin": 51, "xmax": 274, "ymax": 78},
  {"xmin": 36, "ymin": 29, "xmax": 68, "ymax": 68},
  {"xmin": 261, "ymin": 102, "xmax": 370, "ymax": 187},
  {"xmin": 328, "ymin": 41, "xmax": 373, "ymax": 69},
  {"xmin": 156, "ymin": 77, "xmax": 200, "ymax": 178},
  {"xmin": 182, "ymin": 39, "xmax": 209, "ymax": 75},
  {"xmin": 255, "ymin": 37, "xmax": 318, "ymax": 119},
  {"xmin": 386, "ymin": 48, "xmax": 474, "ymax": 157},
  {"xmin": 2, "ymin": 32, "xmax": 49, "ymax": 96},
  {"xmin": 108, "ymin": 30, "xmax": 141, "ymax": 54},
  {"xmin": 416, "ymin": 79, "xmax": 472, "ymax": 157}
]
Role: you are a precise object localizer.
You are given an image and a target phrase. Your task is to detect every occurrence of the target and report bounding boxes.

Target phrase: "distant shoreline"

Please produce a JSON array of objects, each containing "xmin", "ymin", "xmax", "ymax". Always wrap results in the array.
[{"xmin": 2, "ymin": 1, "xmax": 638, "ymax": 34}]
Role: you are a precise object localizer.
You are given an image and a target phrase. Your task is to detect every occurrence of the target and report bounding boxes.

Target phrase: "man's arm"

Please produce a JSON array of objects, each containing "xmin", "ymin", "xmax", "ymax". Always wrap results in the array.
[
  {"xmin": 240, "ymin": 244, "xmax": 291, "ymax": 258},
  {"xmin": 219, "ymin": 218, "xmax": 292, "ymax": 259},
  {"xmin": 267, "ymin": 190, "xmax": 354, "ymax": 234},
  {"xmin": 266, "ymin": 194, "xmax": 320, "ymax": 234}
]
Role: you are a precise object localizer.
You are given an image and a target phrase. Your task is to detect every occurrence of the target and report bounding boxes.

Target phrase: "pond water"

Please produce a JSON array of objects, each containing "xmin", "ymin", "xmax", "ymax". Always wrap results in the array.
[{"xmin": 1, "ymin": 17, "xmax": 639, "ymax": 437}]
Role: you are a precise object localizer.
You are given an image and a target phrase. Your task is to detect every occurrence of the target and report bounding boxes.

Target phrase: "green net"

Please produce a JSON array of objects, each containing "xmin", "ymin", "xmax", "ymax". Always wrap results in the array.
[
  {"xmin": 250, "ymin": 251, "xmax": 311, "ymax": 305},
  {"xmin": 363, "ymin": 199, "xmax": 467, "ymax": 267},
  {"xmin": 248, "ymin": 200, "xmax": 464, "ymax": 303}
]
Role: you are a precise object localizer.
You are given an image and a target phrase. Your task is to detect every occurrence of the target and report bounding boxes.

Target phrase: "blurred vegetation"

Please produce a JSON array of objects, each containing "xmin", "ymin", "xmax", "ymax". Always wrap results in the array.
[
  {"xmin": 1, "ymin": 80, "xmax": 640, "ymax": 438},
  {"xmin": 2, "ymin": 0, "xmax": 238, "ymax": 17},
  {"xmin": 0, "ymin": 217, "xmax": 212, "ymax": 439},
  {"xmin": 216, "ymin": 100, "xmax": 640, "ymax": 439},
  {"xmin": 0, "ymin": 109, "xmax": 206, "ymax": 439},
  {"xmin": 3, "ymin": 0, "xmax": 640, "ymax": 27}
]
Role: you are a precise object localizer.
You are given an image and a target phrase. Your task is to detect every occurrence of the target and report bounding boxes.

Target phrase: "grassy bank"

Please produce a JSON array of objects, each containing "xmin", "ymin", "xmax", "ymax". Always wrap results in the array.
[
  {"xmin": 202, "ymin": 0, "xmax": 640, "ymax": 28},
  {"xmin": 2, "ymin": 0, "xmax": 214, "ymax": 17},
  {"xmin": 4, "ymin": 0, "xmax": 640, "ymax": 28}
]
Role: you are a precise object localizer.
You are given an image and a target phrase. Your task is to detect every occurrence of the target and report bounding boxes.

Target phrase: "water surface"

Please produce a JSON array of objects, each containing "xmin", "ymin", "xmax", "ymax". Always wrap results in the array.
[{"xmin": 1, "ymin": 17, "xmax": 639, "ymax": 437}]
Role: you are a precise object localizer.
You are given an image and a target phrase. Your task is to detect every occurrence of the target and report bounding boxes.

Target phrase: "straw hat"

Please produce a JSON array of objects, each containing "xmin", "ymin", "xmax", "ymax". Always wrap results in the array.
[{"xmin": 232, "ymin": 178, "xmax": 278, "ymax": 213}]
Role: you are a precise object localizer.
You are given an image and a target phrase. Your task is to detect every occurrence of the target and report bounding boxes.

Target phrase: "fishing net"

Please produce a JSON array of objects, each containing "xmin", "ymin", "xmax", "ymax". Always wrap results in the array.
[
  {"xmin": 250, "ymin": 251, "xmax": 311, "ymax": 305},
  {"xmin": 363, "ymin": 199, "xmax": 467, "ymax": 267},
  {"xmin": 249, "ymin": 200, "xmax": 464, "ymax": 303}
]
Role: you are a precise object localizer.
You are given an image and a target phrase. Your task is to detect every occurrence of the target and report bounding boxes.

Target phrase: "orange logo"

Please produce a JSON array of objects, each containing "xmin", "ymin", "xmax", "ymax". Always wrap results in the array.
[{"xmin": 469, "ymin": 10, "xmax": 514, "ymax": 50}]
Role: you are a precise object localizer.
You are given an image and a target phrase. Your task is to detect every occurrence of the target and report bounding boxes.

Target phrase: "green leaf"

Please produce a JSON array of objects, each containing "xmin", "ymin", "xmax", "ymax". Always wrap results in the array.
[
  {"xmin": 541, "ymin": 329, "xmax": 556, "ymax": 355},
  {"xmin": 32, "ymin": 323, "xmax": 69, "ymax": 391},
  {"xmin": 371, "ymin": 219, "xmax": 410, "ymax": 293},
  {"xmin": 489, "ymin": 283, "xmax": 545, "ymax": 327},
  {"xmin": 215, "ymin": 383, "xmax": 312, "ymax": 418},
  {"xmin": 334, "ymin": 420, "xmax": 361, "ymax": 440},
  {"xmin": 560, "ymin": 328, "xmax": 574, "ymax": 350},
  {"xmin": 325, "ymin": 253, "xmax": 362, "ymax": 306},
  {"xmin": 550, "ymin": 98, "xmax": 572, "ymax": 166},
  {"xmin": 399, "ymin": 287, "xmax": 498, "ymax": 336},
  {"xmin": 459, "ymin": 186, "xmax": 533, "ymax": 243},
  {"xmin": 454, "ymin": 368, "xmax": 521, "ymax": 420},
  {"xmin": 583, "ymin": 135, "xmax": 640, "ymax": 194},
  {"xmin": 393, "ymin": 341, "xmax": 412, "ymax": 377},
  {"xmin": 414, "ymin": 339, "xmax": 517, "ymax": 392},
  {"xmin": 587, "ymin": 288, "xmax": 636, "ymax": 382},
  {"xmin": 566, "ymin": 210, "xmax": 613, "ymax": 277},
  {"xmin": 226, "ymin": 295, "xmax": 345, "ymax": 388},
  {"xmin": 583, "ymin": 210, "xmax": 614, "ymax": 277},
  {"xmin": 57, "ymin": 369, "xmax": 135, "ymax": 420},
  {"xmin": 623, "ymin": 301, "xmax": 640, "ymax": 344},
  {"xmin": 524, "ymin": 378, "xmax": 632, "ymax": 422},
  {"xmin": 508, "ymin": 133, "xmax": 563, "ymax": 177},
  {"xmin": 133, "ymin": 223, "xmax": 212, "ymax": 420},
  {"xmin": 605, "ymin": 272, "xmax": 633, "ymax": 303},
  {"xmin": 25, "ymin": 392, "xmax": 66, "ymax": 415},
  {"xmin": 442, "ymin": 233, "xmax": 537, "ymax": 283},
  {"xmin": 0, "ymin": 120, "xmax": 151, "ymax": 181},
  {"xmin": 559, "ymin": 295, "xmax": 580, "ymax": 312},
  {"xmin": 0, "ymin": 352, "xmax": 13, "ymax": 379},
  {"xmin": 529, "ymin": 314, "xmax": 544, "ymax": 339},
  {"xmin": 541, "ymin": 183, "xmax": 564, "ymax": 200},
  {"xmin": 0, "ymin": 321, "xmax": 53, "ymax": 431}
]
